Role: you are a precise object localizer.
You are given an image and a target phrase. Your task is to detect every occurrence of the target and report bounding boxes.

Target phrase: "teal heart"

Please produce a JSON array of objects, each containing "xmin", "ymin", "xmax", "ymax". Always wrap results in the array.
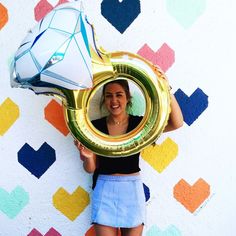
[
  {"xmin": 166, "ymin": 0, "xmax": 206, "ymax": 28},
  {"xmin": 0, "ymin": 186, "xmax": 29, "ymax": 219},
  {"xmin": 146, "ymin": 225, "xmax": 181, "ymax": 236}
]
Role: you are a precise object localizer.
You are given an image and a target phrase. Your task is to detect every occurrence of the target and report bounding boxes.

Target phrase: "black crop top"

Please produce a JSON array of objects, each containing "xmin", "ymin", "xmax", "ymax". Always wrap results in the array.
[{"xmin": 91, "ymin": 115, "xmax": 143, "ymax": 189}]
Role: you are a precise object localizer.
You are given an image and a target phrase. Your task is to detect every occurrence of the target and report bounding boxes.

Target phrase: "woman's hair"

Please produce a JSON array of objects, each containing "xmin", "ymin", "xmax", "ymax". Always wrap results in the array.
[{"xmin": 100, "ymin": 79, "xmax": 132, "ymax": 109}]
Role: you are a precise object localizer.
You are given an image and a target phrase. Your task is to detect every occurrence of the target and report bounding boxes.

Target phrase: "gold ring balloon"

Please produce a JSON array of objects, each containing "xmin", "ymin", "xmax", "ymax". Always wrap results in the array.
[{"xmin": 11, "ymin": 2, "xmax": 171, "ymax": 157}]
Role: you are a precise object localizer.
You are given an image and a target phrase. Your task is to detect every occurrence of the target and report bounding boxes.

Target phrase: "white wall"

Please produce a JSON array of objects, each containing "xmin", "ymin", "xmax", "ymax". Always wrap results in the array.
[{"xmin": 0, "ymin": 0, "xmax": 236, "ymax": 235}]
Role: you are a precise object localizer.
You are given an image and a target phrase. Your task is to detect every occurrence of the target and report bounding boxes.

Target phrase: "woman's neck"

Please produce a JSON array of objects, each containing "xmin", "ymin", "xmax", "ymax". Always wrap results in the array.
[{"xmin": 107, "ymin": 113, "xmax": 129, "ymax": 126}]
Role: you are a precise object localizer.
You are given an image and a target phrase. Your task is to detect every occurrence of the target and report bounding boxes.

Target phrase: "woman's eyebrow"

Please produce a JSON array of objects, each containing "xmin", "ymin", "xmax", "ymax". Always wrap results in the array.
[{"xmin": 105, "ymin": 91, "xmax": 124, "ymax": 94}]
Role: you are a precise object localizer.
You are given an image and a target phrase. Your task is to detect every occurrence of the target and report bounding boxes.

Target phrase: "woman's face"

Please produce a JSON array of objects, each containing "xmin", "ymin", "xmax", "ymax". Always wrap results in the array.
[{"xmin": 104, "ymin": 82, "xmax": 128, "ymax": 117}]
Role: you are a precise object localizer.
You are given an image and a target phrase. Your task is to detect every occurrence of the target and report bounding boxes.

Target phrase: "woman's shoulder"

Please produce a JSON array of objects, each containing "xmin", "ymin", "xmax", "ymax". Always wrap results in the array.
[
  {"xmin": 91, "ymin": 116, "xmax": 107, "ymax": 129},
  {"xmin": 129, "ymin": 115, "xmax": 143, "ymax": 123},
  {"xmin": 128, "ymin": 115, "xmax": 143, "ymax": 130}
]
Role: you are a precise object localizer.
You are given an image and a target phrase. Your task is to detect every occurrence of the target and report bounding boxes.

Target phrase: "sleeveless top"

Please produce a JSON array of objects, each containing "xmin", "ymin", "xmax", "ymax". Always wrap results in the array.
[{"xmin": 91, "ymin": 115, "xmax": 143, "ymax": 189}]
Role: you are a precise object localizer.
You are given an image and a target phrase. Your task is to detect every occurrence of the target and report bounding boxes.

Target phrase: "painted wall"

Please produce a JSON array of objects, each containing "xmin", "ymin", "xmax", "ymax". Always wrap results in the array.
[{"xmin": 0, "ymin": 0, "xmax": 236, "ymax": 235}]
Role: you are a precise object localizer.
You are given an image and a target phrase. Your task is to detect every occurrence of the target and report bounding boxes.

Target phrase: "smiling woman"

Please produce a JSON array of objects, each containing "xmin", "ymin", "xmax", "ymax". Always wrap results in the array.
[{"xmin": 74, "ymin": 78, "xmax": 183, "ymax": 235}]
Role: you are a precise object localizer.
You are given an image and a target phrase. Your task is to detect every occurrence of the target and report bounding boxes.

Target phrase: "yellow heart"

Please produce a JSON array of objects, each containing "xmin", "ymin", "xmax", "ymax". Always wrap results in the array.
[
  {"xmin": 53, "ymin": 186, "xmax": 90, "ymax": 221},
  {"xmin": 141, "ymin": 138, "xmax": 178, "ymax": 173},
  {"xmin": 0, "ymin": 98, "xmax": 19, "ymax": 136}
]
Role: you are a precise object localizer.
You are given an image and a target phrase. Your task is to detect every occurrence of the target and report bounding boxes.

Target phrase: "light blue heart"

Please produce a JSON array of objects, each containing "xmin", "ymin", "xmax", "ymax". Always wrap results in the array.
[
  {"xmin": 166, "ymin": 0, "xmax": 206, "ymax": 29},
  {"xmin": 0, "ymin": 186, "xmax": 29, "ymax": 219},
  {"xmin": 146, "ymin": 225, "xmax": 182, "ymax": 236}
]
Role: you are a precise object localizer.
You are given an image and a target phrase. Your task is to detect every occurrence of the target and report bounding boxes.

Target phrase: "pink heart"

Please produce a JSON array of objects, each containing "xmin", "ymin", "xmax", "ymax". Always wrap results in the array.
[
  {"xmin": 28, "ymin": 228, "xmax": 61, "ymax": 236},
  {"xmin": 137, "ymin": 43, "xmax": 175, "ymax": 72},
  {"xmin": 34, "ymin": 0, "xmax": 68, "ymax": 21}
]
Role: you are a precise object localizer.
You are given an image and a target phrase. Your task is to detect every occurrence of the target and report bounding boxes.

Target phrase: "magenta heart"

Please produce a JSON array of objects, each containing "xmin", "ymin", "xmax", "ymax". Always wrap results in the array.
[{"xmin": 28, "ymin": 228, "xmax": 61, "ymax": 236}]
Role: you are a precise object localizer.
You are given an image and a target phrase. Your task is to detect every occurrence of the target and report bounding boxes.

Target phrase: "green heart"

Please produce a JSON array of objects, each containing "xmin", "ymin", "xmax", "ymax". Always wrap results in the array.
[
  {"xmin": 0, "ymin": 186, "xmax": 29, "ymax": 219},
  {"xmin": 166, "ymin": 0, "xmax": 206, "ymax": 28}
]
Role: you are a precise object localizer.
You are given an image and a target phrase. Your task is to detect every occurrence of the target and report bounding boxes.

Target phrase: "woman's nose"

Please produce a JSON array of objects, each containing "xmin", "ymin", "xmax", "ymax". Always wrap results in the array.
[{"xmin": 111, "ymin": 95, "xmax": 117, "ymax": 102}]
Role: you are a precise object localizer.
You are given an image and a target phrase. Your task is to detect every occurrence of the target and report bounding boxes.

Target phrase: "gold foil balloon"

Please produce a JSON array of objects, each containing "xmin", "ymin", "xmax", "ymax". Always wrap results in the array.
[{"xmin": 11, "ymin": 2, "xmax": 171, "ymax": 157}]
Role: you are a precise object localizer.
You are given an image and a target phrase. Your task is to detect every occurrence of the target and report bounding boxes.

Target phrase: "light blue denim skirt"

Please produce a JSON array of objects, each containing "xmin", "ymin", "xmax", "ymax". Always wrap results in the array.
[{"xmin": 91, "ymin": 174, "xmax": 146, "ymax": 228}]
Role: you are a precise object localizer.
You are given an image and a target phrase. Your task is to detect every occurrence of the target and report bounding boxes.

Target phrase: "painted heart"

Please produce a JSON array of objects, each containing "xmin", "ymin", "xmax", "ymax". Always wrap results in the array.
[
  {"xmin": 53, "ymin": 186, "xmax": 90, "ymax": 221},
  {"xmin": 27, "ymin": 228, "xmax": 61, "ymax": 236},
  {"xmin": 0, "ymin": 98, "xmax": 19, "ymax": 136},
  {"xmin": 143, "ymin": 183, "xmax": 150, "ymax": 202},
  {"xmin": 44, "ymin": 99, "xmax": 69, "ymax": 136},
  {"xmin": 101, "ymin": 0, "xmax": 141, "ymax": 33},
  {"xmin": 146, "ymin": 224, "xmax": 181, "ymax": 236},
  {"xmin": 137, "ymin": 43, "xmax": 175, "ymax": 72},
  {"xmin": 0, "ymin": 3, "xmax": 8, "ymax": 29},
  {"xmin": 166, "ymin": 0, "xmax": 206, "ymax": 29},
  {"xmin": 141, "ymin": 138, "xmax": 178, "ymax": 173},
  {"xmin": 174, "ymin": 88, "xmax": 208, "ymax": 126},
  {"xmin": 34, "ymin": 0, "xmax": 68, "ymax": 21},
  {"xmin": 174, "ymin": 178, "xmax": 210, "ymax": 213},
  {"xmin": 18, "ymin": 142, "xmax": 56, "ymax": 178},
  {"xmin": 0, "ymin": 186, "xmax": 29, "ymax": 219}
]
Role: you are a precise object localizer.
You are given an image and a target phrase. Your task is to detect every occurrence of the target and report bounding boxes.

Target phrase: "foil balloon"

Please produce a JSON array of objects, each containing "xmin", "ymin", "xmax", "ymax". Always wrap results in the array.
[{"xmin": 11, "ymin": 2, "xmax": 171, "ymax": 157}]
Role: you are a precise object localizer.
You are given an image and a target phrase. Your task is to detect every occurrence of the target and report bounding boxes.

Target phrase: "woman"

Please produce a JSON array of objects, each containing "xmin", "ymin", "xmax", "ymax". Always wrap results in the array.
[{"xmin": 75, "ymin": 79, "xmax": 183, "ymax": 236}]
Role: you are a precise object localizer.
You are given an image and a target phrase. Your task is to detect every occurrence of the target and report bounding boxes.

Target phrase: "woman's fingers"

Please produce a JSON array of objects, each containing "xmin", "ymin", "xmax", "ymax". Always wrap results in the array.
[
  {"xmin": 74, "ymin": 140, "xmax": 94, "ymax": 160},
  {"xmin": 74, "ymin": 140, "xmax": 86, "ymax": 151}
]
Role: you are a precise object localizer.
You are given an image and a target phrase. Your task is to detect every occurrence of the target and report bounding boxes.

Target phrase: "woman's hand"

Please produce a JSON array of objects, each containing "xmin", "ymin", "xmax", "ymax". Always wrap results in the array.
[
  {"xmin": 74, "ymin": 140, "xmax": 94, "ymax": 161},
  {"xmin": 164, "ymin": 94, "xmax": 183, "ymax": 132},
  {"xmin": 74, "ymin": 140, "xmax": 97, "ymax": 173}
]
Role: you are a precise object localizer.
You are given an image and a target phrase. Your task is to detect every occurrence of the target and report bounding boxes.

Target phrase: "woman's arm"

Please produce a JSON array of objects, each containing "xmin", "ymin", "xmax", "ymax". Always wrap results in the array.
[
  {"xmin": 164, "ymin": 93, "xmax": 184, "ymax": 132},
  {"xmin": 74, "ymin": 140, "xmax": 97, "ymax": 173}
]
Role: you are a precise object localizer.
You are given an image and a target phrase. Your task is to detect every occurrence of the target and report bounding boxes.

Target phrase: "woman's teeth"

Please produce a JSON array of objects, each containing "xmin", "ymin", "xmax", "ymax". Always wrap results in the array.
[{"xmin": 112, "ymin": 105, "xmax": 119, "ymax": 109}]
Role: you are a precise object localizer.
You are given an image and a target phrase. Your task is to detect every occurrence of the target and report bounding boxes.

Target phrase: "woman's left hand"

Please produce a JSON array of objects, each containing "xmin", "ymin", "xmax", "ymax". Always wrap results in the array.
[{"xmin": 74, "ymin": 140, "xmax": 94, "ymax": 161}]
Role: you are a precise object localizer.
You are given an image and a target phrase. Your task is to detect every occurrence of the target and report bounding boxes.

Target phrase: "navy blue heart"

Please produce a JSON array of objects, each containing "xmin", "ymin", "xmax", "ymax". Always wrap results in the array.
[
  {"xmin": 174, "ymin": 88, "xmax": 208, "ymax": 126},
  {"xmin": 18, "ymin": 142, "xmax": 56, "ymax": 178},
  {"xmin": 101, "ymin": 0, "xmax": 141, "ymax": 33},
  {"xmin": 143, "ymin": 183, "xmax": 150, "ymax": 202}
]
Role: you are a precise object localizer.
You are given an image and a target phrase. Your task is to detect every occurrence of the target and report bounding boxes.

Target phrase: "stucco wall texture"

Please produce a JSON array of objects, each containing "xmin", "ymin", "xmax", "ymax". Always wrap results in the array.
[{"xmin": 0, "ymin": 0, "xmax": 235, "ymax": 235}]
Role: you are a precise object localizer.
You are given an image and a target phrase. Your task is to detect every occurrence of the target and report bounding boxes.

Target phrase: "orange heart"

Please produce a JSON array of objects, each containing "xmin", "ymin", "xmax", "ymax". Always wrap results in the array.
[
  {"xmin": 174, "ymin": 178, "xmax": 210, "ymax": 213},
  {"xmin": 44, "ymin": 99, "xmax": 69, "ymax": 136}
]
